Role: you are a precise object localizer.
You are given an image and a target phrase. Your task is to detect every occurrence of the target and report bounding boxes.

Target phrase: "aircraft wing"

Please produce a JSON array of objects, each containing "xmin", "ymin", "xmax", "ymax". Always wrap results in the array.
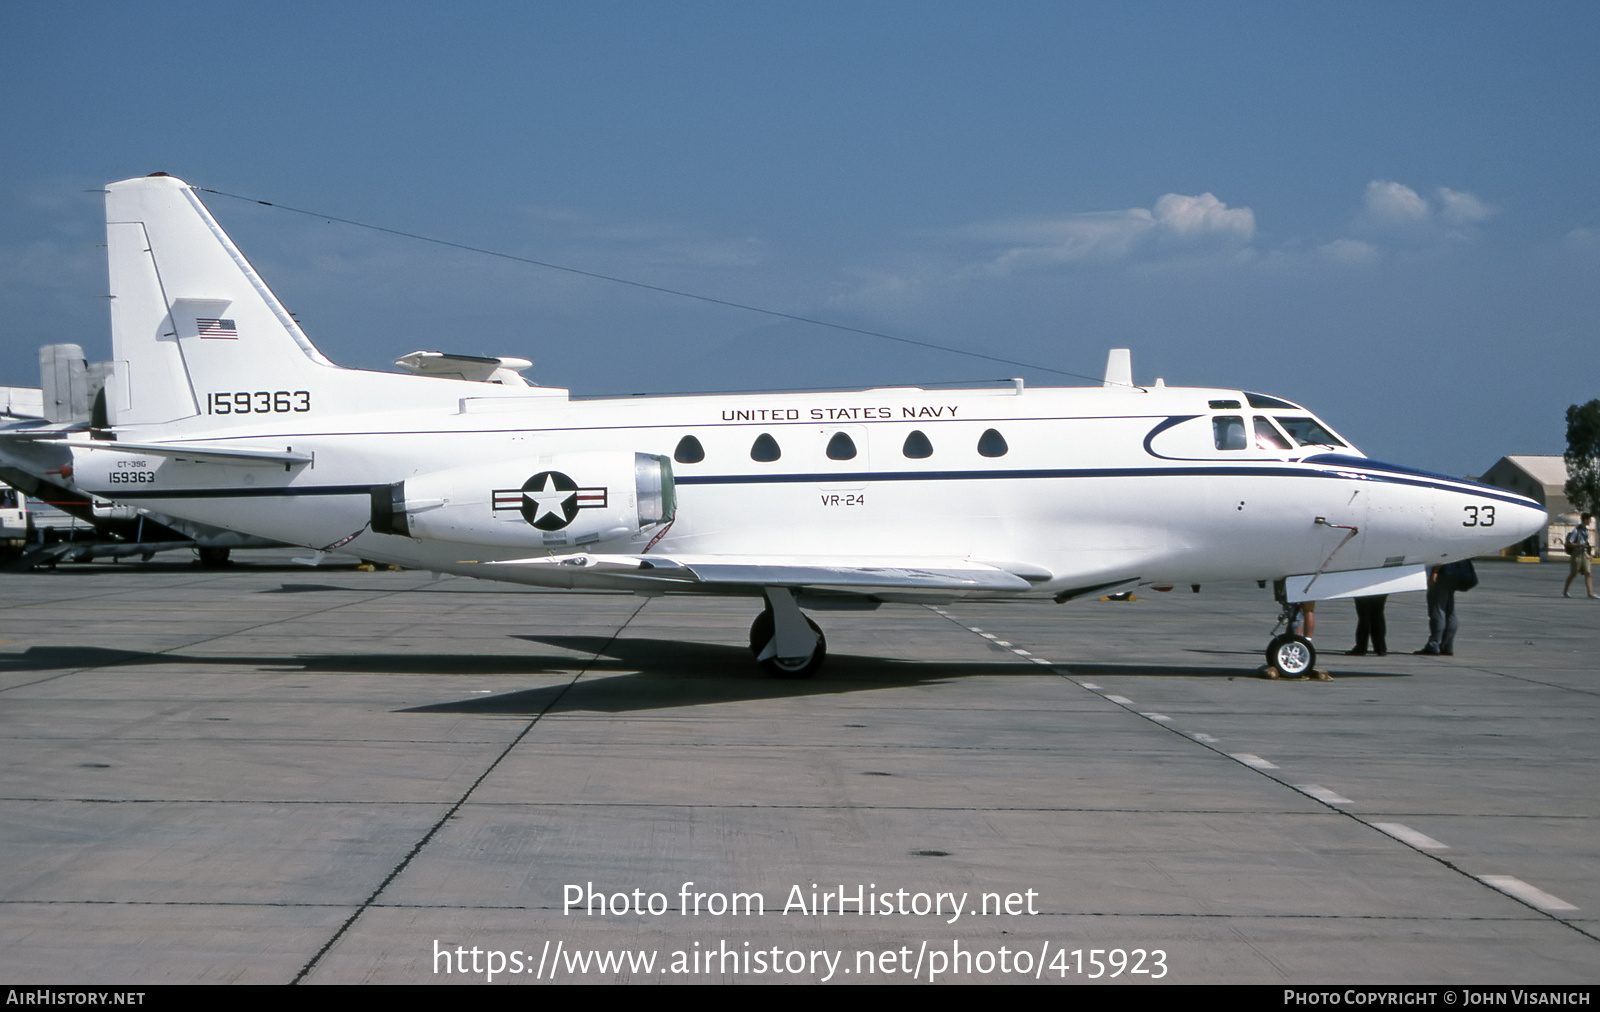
[{"xmin": 487, "ymin": 553, "xmax": 1037, "ymax": 593}]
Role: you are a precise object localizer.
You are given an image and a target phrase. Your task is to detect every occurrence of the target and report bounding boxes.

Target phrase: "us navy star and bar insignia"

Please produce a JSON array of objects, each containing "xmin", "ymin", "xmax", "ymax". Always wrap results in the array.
[{"xmin": 492, "ymin": 471, "xmax": 607, "ymax": 531}]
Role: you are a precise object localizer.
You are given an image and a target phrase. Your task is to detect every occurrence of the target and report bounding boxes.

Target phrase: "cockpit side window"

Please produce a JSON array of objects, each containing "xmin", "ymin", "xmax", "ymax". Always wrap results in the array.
[
  {"xmin": 1253, "ymin": 416, "xmax": 1292, "ymax": 450},
  {"xmin": 1276, "ymin": 416, "xmax": 1345, "ymax": 447},
  {"xmin": 1213, "ymin": 416, "xmax": 1247, "ymax": 451}
]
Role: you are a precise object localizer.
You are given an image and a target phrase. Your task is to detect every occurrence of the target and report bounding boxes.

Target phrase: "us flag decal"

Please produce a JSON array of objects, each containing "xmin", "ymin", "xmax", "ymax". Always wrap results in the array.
[{"xmin": 196, "ymin": 318, "xmax": 239, "ymax": 339}]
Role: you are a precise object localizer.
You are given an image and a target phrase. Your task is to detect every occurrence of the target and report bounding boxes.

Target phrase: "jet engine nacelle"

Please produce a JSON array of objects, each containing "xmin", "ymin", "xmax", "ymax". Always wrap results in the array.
[{"xmin": 372, "ymin": 451, "xmax": 675, "ymax": 550}]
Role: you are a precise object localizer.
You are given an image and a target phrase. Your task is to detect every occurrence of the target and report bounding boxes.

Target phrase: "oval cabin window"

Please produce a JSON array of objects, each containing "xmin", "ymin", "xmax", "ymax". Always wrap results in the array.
[
  {"xmin": 977, "ymin": 428, "xmax": 1008, "ymax": 458},
  {"xmin": 902, "ymin": 430, "xmax": 933, "ymax": 459},
  {"xmin": 750, "ymin": 433, "xmax": 781, "ymax": 462},
  {"xmin": 825, "ymin": 432, "xmax": 857, "ymax": 460},
  {"xmin": 673, "ymin": 434, "xmax": 705, "ymax": 464}
]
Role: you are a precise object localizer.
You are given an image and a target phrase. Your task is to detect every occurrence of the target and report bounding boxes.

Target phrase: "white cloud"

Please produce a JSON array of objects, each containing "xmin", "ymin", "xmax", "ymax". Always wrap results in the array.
[
  {"xmin": 960, "ymin": 192, "xmax": 1255, "ymax": 274},
  {"xmin": 1320, "ymin": 238, "xmax": 1380, "ymax": 263},
  {"xmin": 1363, "ymin": 180, "xmax": 1430, "ymax": 224},
  {"xmin": 835, "ymin": 181, "xmax": 1506, "ymax": 321},
  {"xmin": 1358, "ymin": 180, "xmax": 1495, "ymax": 237},
  {"xmin": 1436, "ymin": 187, "xmax": 1493, "ymax": 226},
  {"xmin": 1152, "ymin": 192, "xmax": 1255, "ymax": 241},
  {"xmin": 976, "ymin": 210, "xmax": 1155, "ymax": 268}
]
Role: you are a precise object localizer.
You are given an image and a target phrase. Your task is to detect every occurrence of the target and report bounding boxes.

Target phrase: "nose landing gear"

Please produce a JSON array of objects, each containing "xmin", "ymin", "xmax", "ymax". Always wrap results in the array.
[
  {"xmin": 1266, "ymin": 631, "xmax": 1316, "ymax": 676},
  {"xmin": 1264, "ymin": 581, "xmax": 1324, "ymax": 679}
]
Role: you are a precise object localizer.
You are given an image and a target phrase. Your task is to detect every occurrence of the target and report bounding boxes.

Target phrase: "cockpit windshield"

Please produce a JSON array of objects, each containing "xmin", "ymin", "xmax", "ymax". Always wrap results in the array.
[
  {"xmin": 1254, "ymin": 417, "xmax": 1292, "ymax": 450},
  {"xmin": 1275, "ymin": 416, "xmax": 1345, "ymax": 448}
]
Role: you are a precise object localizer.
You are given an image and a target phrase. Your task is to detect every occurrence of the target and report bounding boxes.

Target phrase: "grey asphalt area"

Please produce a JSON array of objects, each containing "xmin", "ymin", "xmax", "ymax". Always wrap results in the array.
[{"xmin": 1, "ymin": 553, "xmax": 1595, "ymax": 984}]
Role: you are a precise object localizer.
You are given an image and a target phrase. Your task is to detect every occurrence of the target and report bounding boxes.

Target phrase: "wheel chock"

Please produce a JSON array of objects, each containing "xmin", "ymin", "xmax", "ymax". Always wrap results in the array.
[{"xmin": 1258, "ymin": 665, "xmax": 1334, "ymax": 681}]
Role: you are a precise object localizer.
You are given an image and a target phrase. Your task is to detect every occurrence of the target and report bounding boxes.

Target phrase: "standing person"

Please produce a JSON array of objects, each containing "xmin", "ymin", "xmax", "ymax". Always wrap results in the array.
[
  {"xmin": 1417, "ymin": 566, "xmax": 1455, "ymax": 655},
  {"xmin": 1564, "ymin": 513, "xmax": 1594, "ymax": 599},
  {"xmin": 1416, "ymin": 560, "xmax": 1474, "ymax": 656},
  {"xmin": 1348, "ymin": 595, "xmax": 1388, "ymax": 656},
  {"xmin": 1298, "ymin": 600, "xmax": 1315, "ymax": 639}
]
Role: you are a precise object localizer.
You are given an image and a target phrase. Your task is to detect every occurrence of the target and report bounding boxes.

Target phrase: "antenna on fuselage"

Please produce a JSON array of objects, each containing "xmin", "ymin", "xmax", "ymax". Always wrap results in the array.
[{"xmin": 1103, "ymin": 348, "xmax": 1133, "ymax": 388}]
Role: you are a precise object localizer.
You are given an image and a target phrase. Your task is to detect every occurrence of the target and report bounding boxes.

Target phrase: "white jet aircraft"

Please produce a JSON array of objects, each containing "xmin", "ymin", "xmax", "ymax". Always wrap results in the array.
[{"xmin": 0, "ymin": 174, "xmax": 1546, "ymax": 676}]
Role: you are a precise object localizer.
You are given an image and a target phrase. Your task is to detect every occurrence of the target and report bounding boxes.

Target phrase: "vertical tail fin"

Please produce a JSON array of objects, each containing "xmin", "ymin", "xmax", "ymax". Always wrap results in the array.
[
  {"xmin": 105, "ymin": 174, "xmax": 334, "ymax": 428},
  {"xmin": 103, "ymin": 174, "xmax": 563, "ymax": 430},
  {"xmin": 39, "ymin": 343, "xmax": 87, "ymax": 423},
  {"xmin": 37, "ymin": 344, "xmax": 111, "ymax": 425}
]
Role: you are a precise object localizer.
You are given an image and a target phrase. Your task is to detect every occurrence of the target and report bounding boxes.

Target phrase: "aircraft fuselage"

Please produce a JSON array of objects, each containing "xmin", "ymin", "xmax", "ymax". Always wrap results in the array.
[{"xmin": 65, "ymin": 380, "xmax": 1541, "ymax": 599}]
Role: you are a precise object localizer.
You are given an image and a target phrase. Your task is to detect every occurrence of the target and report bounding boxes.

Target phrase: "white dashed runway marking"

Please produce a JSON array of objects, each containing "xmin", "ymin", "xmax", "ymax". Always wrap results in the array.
[
  {"xmin": 1231, "ymin": 753, "xmax": 1278, "ymax": 769},
  {"xmin": 1372, "ymin": 822, "xmax": 1449, "ymax": 851},
  {"xmin": 1478, "ymin": 876, "xmax": 1579, "ymax": 913},
  {"xmin": 1297, "ymin": 784, "xmax": 1352, "ymax": 805}
]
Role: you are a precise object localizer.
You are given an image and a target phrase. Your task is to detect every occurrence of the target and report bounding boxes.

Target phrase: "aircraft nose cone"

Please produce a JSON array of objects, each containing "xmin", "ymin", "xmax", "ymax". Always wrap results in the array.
[
  {"xmin": 1454, "ymin": 492, "xmax": 1545, "ymax": 558},
  {"xmin": 1330, "ymin": 456, "xmax": 1549, "ymax": 565},
  {"xmin": 1499, "ymin": 498, "xmax": 1548, "ymax": 544}
]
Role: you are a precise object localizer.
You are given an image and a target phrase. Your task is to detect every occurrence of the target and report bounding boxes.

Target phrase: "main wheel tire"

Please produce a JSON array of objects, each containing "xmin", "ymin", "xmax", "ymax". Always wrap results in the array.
[
  {"xmin": 1266, "ymin": 634, "xmax": 1316, "ymax": 676},
  {"xmin": 749, "ymin": 609, "xmax": 827, "ymax": 679}
]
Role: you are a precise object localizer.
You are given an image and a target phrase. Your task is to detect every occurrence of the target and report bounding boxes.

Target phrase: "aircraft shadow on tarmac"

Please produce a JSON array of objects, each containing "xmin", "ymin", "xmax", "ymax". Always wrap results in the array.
[
  {"xmin": 400, "ymin": 636, "xmax": 1406, "ymax": 714},
  {"xmin": 0, "ymin": 635, "xmax": 1406, "ymax": 716},
  {"xmin": 0, "ymin": 644, "xmax": 585, "ymax": 676}
]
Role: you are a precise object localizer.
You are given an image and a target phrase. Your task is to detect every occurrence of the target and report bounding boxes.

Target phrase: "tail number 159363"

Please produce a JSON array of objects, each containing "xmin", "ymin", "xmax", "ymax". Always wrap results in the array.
[{"xmin": 206, "ymin": 391, "xmax": 311, "ymax": 414}]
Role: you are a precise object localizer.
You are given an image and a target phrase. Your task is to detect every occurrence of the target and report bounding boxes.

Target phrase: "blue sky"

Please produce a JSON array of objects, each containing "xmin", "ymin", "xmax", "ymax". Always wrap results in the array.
[{"xmin": 2, "ymin": 1, "xmax": 1596, "ymax": 474}]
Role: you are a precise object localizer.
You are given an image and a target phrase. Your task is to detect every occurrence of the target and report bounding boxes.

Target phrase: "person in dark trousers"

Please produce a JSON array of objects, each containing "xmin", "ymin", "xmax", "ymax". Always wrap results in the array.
[
  {"xmin": 1348, "ymin": 595, "xmax": 1388, "ymax": 656},
  {"xmin": 1416, "ymin": 563, "xmax": 1470, "ymax": 656}
]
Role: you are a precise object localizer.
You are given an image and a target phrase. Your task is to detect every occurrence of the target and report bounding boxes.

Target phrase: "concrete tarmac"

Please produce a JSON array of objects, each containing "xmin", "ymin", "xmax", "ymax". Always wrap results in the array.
[{"xmin": 1, "ymin": 554, "xmax": 1595, "ymax": 984}]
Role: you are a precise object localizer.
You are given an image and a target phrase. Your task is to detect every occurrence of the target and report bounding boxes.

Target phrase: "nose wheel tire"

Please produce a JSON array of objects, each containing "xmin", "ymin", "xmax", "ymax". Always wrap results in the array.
[
  {"xmin": 1266, "ymin": 634, "xmax": 1316, "ymax": 676},
  {"xmin": 749, "ymin": 609, "xmax": 826, "ymax": 679}
]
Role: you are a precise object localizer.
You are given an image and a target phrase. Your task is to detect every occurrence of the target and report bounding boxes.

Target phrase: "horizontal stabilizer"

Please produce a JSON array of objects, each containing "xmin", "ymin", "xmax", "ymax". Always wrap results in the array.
[
  {"xmin": 3, "ymin": 385, "xmax": 47, "ymax": 420},
  {"xmin": 55, "ymin": 439, "xmax": 312, "ymax": 467}
]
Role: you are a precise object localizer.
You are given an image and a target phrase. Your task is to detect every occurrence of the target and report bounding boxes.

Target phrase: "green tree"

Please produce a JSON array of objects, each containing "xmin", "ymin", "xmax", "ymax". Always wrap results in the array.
[{"xmin": 1566, "ymin": 400, "xmax": 1600, "ymax": 517}]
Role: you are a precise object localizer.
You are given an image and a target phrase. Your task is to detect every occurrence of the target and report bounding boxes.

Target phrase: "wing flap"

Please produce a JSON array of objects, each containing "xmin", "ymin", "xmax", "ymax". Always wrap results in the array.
[{"xmin": 488, "ymin": 553, "xmax": 1034, "ymax": 592}]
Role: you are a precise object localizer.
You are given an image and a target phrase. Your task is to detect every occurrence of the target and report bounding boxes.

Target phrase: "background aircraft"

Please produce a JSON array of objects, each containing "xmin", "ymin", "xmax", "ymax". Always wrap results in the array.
[{"xmin": 1, "ymin": 347, "xmax": 275, "ymax": 566}]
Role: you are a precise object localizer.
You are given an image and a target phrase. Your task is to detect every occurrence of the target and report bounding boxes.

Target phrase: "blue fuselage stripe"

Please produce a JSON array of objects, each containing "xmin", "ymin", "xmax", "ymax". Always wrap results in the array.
[
  {"xmin": 85, "ymin": 462, "xmax": 1539, "ymax": 510},
  {"xmin": 95, "ymin": 484, "xmax": 377, "ymax": 499}
]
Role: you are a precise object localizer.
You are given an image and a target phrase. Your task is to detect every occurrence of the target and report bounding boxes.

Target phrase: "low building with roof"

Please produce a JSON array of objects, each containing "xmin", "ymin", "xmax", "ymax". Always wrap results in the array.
[{"xmin": 1479, "ymin": 455, "xmax": 1585, "ymax": 558}]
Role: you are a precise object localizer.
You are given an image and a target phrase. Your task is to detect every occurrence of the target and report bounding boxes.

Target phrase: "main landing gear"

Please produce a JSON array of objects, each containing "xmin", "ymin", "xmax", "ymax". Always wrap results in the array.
[
  {"xmin": 196, "ymin": 546, "xmax": 232, "ymax": 567},
  {"xmin": 749, "ymin": 587, "xmax": 826, "ymax": 678}
]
